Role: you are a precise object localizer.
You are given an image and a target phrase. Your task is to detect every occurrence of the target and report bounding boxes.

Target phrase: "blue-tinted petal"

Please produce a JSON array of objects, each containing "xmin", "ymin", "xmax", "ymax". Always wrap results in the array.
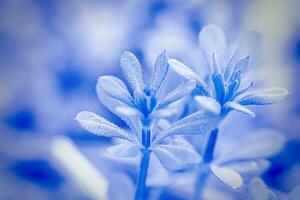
[
  {"xmin": 107, "ymin": 142, "xmax": 140, "ymax": 157},
  {"xmin": 238, "ymin": 87, "xmax": 289, "ymax": 105},
  {"xmin": 97, "ymin": 84, "xmax": 142, "ymax": 140},
  {"xmin": 210, "ymin": 165, "xmax": 243, "ymax": 189},
  {"xmin": 150, "ymin": 50, "xmax": 169, "ymax": 92},
  {"xmin": 75, "ymin": 111, "xmax": 134, "ymax": 142},
  {"xmin": 153, "ymin": 141, "xmax": 201, "ymax": 171},
  {"xmin": 198, "ymin": 25, "xmax": 226, "ymax": 71},
  {"xmin": 155, "ymin": 112, "xmax": 220, "ymax": 142},
  {"xmin": 224, "ymin": 101, "xmax": 255, "ymax": 117},
  {"xmin": 168, "ymin": 59, "xmax": 207, "ymax": 90},
  {"xmin": 224, "ymin": 159, "xmax": 270, "ymax": 175},
  {"xmin": 120, "ymin": 51, "xmax": 144, "ymax": 91},
  {"xmin": 157, "ymin": 80, "xmax": 196, "ymax": 109},
  {"xmin": 194, "ymin": 96, "xmax": 221, "ymax": 115},
  {"xmin": 97, "ymin": 76, "xmax": 134, "ymax": 106}
]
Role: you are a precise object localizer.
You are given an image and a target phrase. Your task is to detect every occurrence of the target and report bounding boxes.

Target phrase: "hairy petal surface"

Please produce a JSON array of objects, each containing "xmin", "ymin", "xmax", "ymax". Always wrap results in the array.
[
  {"xmin": 75, "ymin": 111, "xmax": 133, "ymax": 141},
  {"xmin": 210, "ymin": 165, "xmax": 243, "ymax": 189},
  {"xmin": 157, "ymin": 80, "xmax": 196, "ymax": 109},
  {"xmin": 97, "ymin": 84, "xmax": 142, "ymax": 139},
  {"xmin": 107, "ymin": 142, "xmax": 140, "ymax": 157},
  {"xmin": 150, "ymin": 50, "xmax": 169, "ymax": 92},
  {"xmin": 153, "ymin": 140, "xmax": 201, "ymax": 171},
  {"xmin": 120, "ymin": 51, "xmax": 144, "ymax": 91},
  {"xmin": 97, "ymin": 76, "xmax": 134, "ymax": 106},
  {"xmin": 195, "ymin": 96, "xmax": 221, "ymax": 115},
  {"xmin": 238, "ymin": 87, "xmax": 289, "ymax": 105},
  {"xmin": 224, "ymin": 101, "xmax": 255, "ymax": 117},
  {"xmin": 168, "ymin": 59, "xmax": 207, "ymax": 90}
]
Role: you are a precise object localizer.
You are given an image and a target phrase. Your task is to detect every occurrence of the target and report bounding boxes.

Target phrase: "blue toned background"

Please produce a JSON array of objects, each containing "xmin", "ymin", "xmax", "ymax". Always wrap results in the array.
[{"xmin": 0, "ymin": 0, "xmax": 299, "ymax": 199}]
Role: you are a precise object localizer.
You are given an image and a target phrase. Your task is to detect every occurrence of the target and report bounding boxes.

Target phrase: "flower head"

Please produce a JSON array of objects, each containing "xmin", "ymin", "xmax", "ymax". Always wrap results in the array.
[
  {"xmin": 169, "ymin": 25, "xmax": 289, "ymax": 118},
  {"xmin": 75, "ymin": 51, "xmax": 220, "ymax": 171}
]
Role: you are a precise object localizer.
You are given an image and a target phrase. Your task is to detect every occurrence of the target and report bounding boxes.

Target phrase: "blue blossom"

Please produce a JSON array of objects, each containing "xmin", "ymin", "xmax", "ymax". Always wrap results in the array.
[
  {"xmin": 168, "ymin": 25, "xmax": 289, "ymax": 118},
  {"xmin": 75, "ymin": 51, "xmax": 220, "ymax": 199}
]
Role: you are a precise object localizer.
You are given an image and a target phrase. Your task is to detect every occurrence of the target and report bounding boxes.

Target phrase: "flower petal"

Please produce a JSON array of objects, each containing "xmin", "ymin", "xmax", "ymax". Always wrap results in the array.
[
  {"xmin": 194, "ymin": 96, "xmax": 221, "ymax": 115},
  {"xmin": 150, "ymin": 50, "xmax": 169, "ymax": 92},
  {"xmin": 168, "ymin": 59, "xmax": 207, "ymax": 90},
  {"xmin": 157, "ymin": 80, "xmax": 196, "ymax": 109},
  {"xmin": 97, "ymin": 76, "xmax": 134, "ymax": 106},
  {"xmin": 97, "ymin": 83, "xmax": 142, "ymax": 139},
  {"xmin": 198, "ymin": 25, "xmax": 226, "ymax": 71},
  {"xmin": 153, "ymin": 141, "xmax": 201, "ymax": 171},
  {"xmin": 155, "ymin": 112, "xmax": 220, "ymax": 143},
  {"xmin": 238, "ymin": 87, "xmax": 289, "ymax": 105},
  {"xmin": 107, "ymin": 142, "xmax": 140, "ymax": 157},
  {"xmin": 210, "ymin": 165, "xmax": 243, "ymax": 189},
  {"xmin": 115, "ymin": 106, "xmax": 142, "ymax": 117},
  {"xmin": 120, "ymin": 51, "xmax": 144, "ymax": 91},
  {"xmin": 224, "ymin": 101, "xmax": 255, "ymax": 117},
  {"xmin": 224, "ymin": 159, "xmax": 270, "ymax": 175},
  {"xmin": 75, "ymin": 111, "xmax": 133, "ymax": 141}
]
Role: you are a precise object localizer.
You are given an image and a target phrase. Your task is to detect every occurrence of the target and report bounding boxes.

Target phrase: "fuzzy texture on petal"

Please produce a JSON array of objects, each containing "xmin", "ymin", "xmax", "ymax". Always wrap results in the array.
[
  {"xmin": 210, "ymin": 165, "xmax": 243, "ymax": 189},
  {"xmin": 120, "ymin": 51, "xmax": 144, "ymax": 91},
  {"xmin": 195, "ymin": 96, "xmax": 221, "ymax": 115},
  {"xmin": 107, "ymin": 142, "xmax": 140, "ymax": 157},
  {"xmin": 155, "ymin": 115, "xmax": 220, "ymax": 143},
  {"xmin": 168, "ymin": 59, "xmax": 207, "ymax": 90},
  {"xmin": 97, "ymin": 83, "xmax": 142, "ymax": 140},
  {"xmin": 153, "ymin": 138, "xmax": 202, "ymax": 171},
  {"xmin": 115, "ymin": 106, "xmax": 142, "ymax": 117},
  {"xmin": 75, "ymin": 111, "xmax": 133, "ymax": 141},
  {"xmin": 238, "ymin": 87, "xmax": 289, "ymax": 105},
  {"xmin": 97, "ymin": 76, "xmax": 134, "ymax": 106},
  {"xmin": 150, "ymin": 50, "xmax": 169, "ymax": 92},
  {"xmin": 157, "ymin": 80, "xmax": 196, "ymax": 109},
  {"xmin": 224, "ymin": 101, "xmax": 255, "ymax": 117},
  {"xmin": 198, "ymin": 25, "xmax": 226, "ymax": 71}
]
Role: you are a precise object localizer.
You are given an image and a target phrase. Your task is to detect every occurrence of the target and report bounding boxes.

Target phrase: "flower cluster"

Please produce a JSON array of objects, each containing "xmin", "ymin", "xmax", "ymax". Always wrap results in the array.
[{"xmin": 76, "ymin": 25, "xmax": 289, "ymax": 200}]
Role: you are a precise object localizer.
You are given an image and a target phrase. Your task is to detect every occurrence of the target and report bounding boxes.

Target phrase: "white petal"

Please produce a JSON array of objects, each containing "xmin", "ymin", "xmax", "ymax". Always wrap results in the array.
[
  {"xmin": 210, "ymin": 165, "xmax": 243, "ymax": 189},
  {"xmin": 195, "ymin": 96, "xmax": 221, "ymax": 115},
  {"xmin": 168, "ymin": 59, "xmax": 207, "ymax": 89},
  {"xmin": 224, "ymin": 101, "xmax": 255, "ymax": 117},
  {"xmin": 115, "ymin": 106, "xmax": 141, "ymax": 117}
]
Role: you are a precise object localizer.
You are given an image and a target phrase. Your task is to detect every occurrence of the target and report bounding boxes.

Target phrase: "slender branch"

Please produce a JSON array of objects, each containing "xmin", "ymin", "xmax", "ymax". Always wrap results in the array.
[{"xmin": 135, "ymin": 148, "xmax": 151, "ymax": 200}]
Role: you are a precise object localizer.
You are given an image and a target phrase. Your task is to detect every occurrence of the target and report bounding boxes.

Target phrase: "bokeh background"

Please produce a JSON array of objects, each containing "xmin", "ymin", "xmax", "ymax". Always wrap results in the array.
[{"xmin": 0, "ymin": 0, "xmax": 299, "ymax": 199}]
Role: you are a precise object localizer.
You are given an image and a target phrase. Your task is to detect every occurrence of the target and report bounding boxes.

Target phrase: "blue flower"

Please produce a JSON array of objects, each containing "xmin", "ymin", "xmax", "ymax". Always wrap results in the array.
[
  {"xmin": 168, "ymin": 25, "xmax": 289, "ymax": 118},
  {"xmin": 75, "ymin": 51, "xmax": 219, "ymax": 171}
]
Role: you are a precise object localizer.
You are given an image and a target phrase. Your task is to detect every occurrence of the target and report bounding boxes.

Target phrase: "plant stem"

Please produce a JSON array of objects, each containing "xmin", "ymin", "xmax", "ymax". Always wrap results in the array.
[
  {"xmin": 135, "ymin": 148, "xmax": 151, "ymax": 200},
  {"xmin": 193, "ymin": 128, "xmax": 219, "ymax": 200}
]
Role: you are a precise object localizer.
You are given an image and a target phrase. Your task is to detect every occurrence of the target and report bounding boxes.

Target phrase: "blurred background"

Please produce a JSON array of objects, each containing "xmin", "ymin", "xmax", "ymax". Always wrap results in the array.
[{"xmin": 0, "ymin": 0, "xmax": 299, "ymax": 199}]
